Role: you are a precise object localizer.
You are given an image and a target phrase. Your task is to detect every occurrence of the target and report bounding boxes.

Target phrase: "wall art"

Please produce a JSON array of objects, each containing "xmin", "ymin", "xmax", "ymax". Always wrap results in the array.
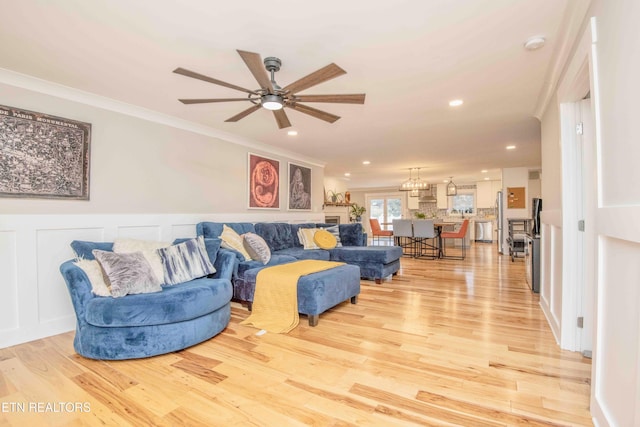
[
  {"xmin": 0, "ymin": 104, "xmax": 91, "ymax": 200},
  {"xmin": 288, "ymin": 162, "xmax": 311, "ymax": 210},
  {"xmin": 248, "ymin": 153, "xmax": 280, "ymax": 209}
]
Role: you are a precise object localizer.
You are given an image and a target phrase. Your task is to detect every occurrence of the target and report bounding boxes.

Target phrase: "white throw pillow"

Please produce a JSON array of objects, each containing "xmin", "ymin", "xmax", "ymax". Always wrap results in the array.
[
  {"xmin": 297, "ymin": 228, "xmax": 319, "ymax": 250},
  {"xmin": 74, "ymin": 258, "xmax": 111, "ymax": 296},
  {"xmin": 113, "ymin": 238, "xmax": 171, "ymax": 284}
]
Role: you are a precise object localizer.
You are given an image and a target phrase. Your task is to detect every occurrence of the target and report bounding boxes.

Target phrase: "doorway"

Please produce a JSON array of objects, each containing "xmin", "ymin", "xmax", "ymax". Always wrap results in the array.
[{"xmin": 366, "ymin": 193, "xmax": 403, "ymax": 240}]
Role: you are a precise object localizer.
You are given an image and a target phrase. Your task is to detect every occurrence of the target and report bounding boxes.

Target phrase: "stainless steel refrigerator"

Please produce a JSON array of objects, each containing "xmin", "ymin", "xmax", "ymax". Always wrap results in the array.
[{"xmin": 496, "ymin": 190, "xmax": 503, "ymax": 253}]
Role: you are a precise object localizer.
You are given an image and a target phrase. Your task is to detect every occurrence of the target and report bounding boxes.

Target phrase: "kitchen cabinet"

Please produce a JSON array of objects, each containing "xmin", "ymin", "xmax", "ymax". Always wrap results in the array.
[
  {"xmin": 476, "ymin": 180, "xmax": 502, "ymax": 208},
  {"xmin": 476, "ymin": 181, "xmax": 493, "ymax": 208},
  {"xmin": 437, "ymin": 183, "xmax": 448, "ymax": 208},
  {"xmin": 407, "ymin": 194, "xmax": 419, "ymax": 210}
]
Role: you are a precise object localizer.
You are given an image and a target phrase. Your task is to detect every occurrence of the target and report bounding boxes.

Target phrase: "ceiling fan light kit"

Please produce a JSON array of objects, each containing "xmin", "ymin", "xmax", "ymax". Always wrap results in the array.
[
  {"xmin": 174, "ymin": 50, "xmax": 365, "ymax": 129},
  {"xmin": 261, "ymin": 94, "xmax": 283, "ymax": 110}
]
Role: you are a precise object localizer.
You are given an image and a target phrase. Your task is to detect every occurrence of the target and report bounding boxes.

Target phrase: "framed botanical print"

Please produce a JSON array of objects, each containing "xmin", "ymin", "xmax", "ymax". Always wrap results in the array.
[
  {"xmin": 248, "ymin": 153, "xmax": 280, "ymax": 209},
  {"xmin": 288, "ymin": 162, "xmax": 311, "ymax": 210}
]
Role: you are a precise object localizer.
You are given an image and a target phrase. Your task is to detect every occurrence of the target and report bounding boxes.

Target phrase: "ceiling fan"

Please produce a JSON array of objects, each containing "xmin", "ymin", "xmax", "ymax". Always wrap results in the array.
[{"xmin": 173, "ymin": 50, "xmax": 365, "ymax": 129}]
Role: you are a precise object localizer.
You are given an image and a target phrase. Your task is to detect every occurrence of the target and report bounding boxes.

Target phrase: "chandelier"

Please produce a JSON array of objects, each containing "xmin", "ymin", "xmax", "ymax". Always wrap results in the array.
[
  {"xmin": 399, "ymin": 168, "xmax": 429, "ymax": 194},
  {"xmin": 446, "ymin": 176, "xmax": 458, "ymax": 196}
]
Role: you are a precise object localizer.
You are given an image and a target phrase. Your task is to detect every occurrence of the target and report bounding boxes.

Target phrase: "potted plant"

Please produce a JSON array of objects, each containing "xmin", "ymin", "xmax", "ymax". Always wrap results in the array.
[
  {"xmin": 350, "ymin": 203, "xmax": 366, "ymax": 222},
  {"xmin": 414, "ymin": 211, "xmax": 426, "ymax": 219}
]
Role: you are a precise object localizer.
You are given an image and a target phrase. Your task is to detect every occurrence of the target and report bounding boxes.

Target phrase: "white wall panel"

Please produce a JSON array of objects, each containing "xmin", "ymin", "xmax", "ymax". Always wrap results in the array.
[
  {"xmin": 0, "ymin": 231, "xmax": 18, "ymax": 333},
  {"xmin": 0, "ymin": 212, "xmax": 323, "ymax": 349},
  {"xmin": 595, "ymin": 237, "xmax": 640, "ymax": 427}
]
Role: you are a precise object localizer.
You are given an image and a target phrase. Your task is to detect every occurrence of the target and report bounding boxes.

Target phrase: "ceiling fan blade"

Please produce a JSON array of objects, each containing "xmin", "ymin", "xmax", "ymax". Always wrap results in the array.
[
  {"xmin": 293, "ymin": 94, "xmax": 366, "ymax": 104},
  {"xmin": 237, "ymin": 50, "xmax": 274, "ymax": 92},
  {"xmin": 225, "ymin": 104, "xmax": 262, "ymax": 122},
  {"xmin": 283, "ymin": 63, "xmax": 346, "ymax": 94},
  {"xmin": 173, "ymin": 67, "xmax": 257, "ymax": 95},
  {"xmin": 273, "ymin": 109, "xmax": 292, "ymax": 129},
  {"xmin": 179, "ymin": 98, "xmax": 252, "ymax": 104},
  {"xmin": 288, "ymin": 103, "xmax": 340, "ymax": 123}
]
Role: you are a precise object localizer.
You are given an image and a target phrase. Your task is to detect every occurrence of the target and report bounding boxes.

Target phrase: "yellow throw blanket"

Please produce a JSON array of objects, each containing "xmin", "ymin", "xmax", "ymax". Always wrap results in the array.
[{"xmin": 240, "ymin": 260, "xmax": 344, "ymax": 333}]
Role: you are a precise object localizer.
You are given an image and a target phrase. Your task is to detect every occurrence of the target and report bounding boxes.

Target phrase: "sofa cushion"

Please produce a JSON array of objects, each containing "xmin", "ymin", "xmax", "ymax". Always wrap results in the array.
[
  {"xmin": 274, "ymin": 247, "xmax": 331, "ymax": 261},
  {"xmin": 84, "ymin": 277, "xmax": 232, "ymax": 327},
  {"xmin": 255, "ymin": 222, "xmax": 295, "ymax": 251},
  {"xmin": 71, "ymin": 241, "xmax": 114, "ymax": 260},
  {"xmin": 157, "ymin": 236, "xmax": 216, "ymax": 285},
  {"xmin": 338, "ymin": 223, "xmax": 365, "ymax": 246},
  {"xmin": 197, "ymin": 222, "xmax": 255, "ymax": 239},
  {"xmin": 93, "ymin": 250, "xmax": 162, "ymax": 297},
  {"xmin": 329, "ymin": 246, "xmax": 403, "ymax": 264},
  {"xmin": 237, "ymin": 254, "xmax": 297, "ymax": 278}
]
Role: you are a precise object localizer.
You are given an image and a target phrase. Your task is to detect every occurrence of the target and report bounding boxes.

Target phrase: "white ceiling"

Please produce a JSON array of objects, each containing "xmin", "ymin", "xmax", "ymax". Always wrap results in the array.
[{"xmin": 0, "ymin": 0, "xmax": 571, "ymax": 188}]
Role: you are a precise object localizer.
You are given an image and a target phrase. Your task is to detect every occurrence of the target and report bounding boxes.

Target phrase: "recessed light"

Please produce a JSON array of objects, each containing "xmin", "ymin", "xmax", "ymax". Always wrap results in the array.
[
  {"xmin": 287, "ymin": 130, "xmax": 298, "ymax": 136},
  {"xmin": 481, "ymin": 169, "xmax": 488, "ymax": 173},
  {"xmin": 362, "ymin": 160, "xmax": 371, "ymax": 165},
  {"xmin": 449, "ymin": 99, "xmax": 464, "ymax": 107},
  {"xmin": 443, "ymin": 179, "xmax": 449, "ymax": 183},
  {"xmin": 524, "ymin": 36, "xmax": 546, "ymax": 51},
  {"xmin": 344, "ymin": 172, "xmax": 351, "ymax": 177},
  {"xmin": 484, "ymin": 177, "xmax": 490, "ymax": 180},
  {"xmin": 506, "ymin": 145, "xmax": 516, "ymax": 150}
]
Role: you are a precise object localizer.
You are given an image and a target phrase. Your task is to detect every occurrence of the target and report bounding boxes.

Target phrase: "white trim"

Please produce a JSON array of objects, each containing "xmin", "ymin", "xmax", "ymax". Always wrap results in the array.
[{"xmin": 0, "ymin": 67, "xmax": 326, "ymax": 168}]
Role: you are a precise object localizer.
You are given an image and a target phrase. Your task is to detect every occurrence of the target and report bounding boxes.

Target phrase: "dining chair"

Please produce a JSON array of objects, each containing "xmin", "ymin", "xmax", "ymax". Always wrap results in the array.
[
  {"xmin": 413, "ymin": 220, "xmax": 439, "ymax": 259},
  {"xmin": 369, "ymin": 218, "xmax": 393, "ymax": 245},
  {"xmin": 440, "ymin": 219, "xmax": 470, "ymax": 260},
  {"xmin": 392, "ymin": 219, "xmax": 414, "ymax": 256}
]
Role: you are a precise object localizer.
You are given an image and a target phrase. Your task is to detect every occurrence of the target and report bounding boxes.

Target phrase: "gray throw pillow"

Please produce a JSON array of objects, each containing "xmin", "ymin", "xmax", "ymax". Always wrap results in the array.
[
  {"xmin": 157, "ymin": 236, "xmax": 216, "ymax": 285},
  {"xmin": 323, "ymin": 225, "xmax": 343, "ymax": 247},
  {"xmin": 243, "ymin": 232, "xmax": 271, "ymax": 265},
  {"xmin": 92, "ymin": 250, "xmax": 162, "ymax": 298}
]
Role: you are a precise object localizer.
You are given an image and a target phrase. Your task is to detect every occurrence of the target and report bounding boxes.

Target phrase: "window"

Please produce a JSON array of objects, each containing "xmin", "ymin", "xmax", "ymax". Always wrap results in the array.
[{"xmin": 449, "ymin": 192, "xmax": 475, "ymax": 215}]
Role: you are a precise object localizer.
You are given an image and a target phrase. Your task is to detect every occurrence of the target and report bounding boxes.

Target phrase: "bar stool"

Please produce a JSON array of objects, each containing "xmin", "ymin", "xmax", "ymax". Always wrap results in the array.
[
  {"xmin": 440, "ymin": 219, "xmax": 470, "ymax": 260},
  {"xmin": 392, "ymin": 219, "xmax": 415, "ymax": 256},
  {"xmin": 413, "ymin": 220, "xmax": 439, "ymax": 259}
]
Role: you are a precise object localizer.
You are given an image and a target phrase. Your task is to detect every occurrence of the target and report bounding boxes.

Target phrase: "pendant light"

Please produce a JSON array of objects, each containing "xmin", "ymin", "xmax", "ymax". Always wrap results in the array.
[
  {"xmin": 446, "ymin": 176, "xmax": 457, "ymax": 196},
  {"xmin": 399, "ymin": 168, "xmax": 429, "ymax": 192}
]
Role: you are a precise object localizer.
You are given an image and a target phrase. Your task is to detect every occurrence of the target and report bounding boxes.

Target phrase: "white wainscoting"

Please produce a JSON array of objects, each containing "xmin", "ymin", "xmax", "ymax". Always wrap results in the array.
[
  {"xmin": 539, "ymin": 209, "xmax": 562, "ymax": 344},
  {"xmin": 0, "ymin": 212, "xmax": 324, "ymax": 349}
]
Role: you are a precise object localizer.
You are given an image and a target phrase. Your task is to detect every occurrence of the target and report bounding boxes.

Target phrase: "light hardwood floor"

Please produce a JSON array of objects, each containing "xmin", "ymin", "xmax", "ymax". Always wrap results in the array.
[{"xmin": 0, "ymin": 243, "xmax": 592, "ymax": 426}]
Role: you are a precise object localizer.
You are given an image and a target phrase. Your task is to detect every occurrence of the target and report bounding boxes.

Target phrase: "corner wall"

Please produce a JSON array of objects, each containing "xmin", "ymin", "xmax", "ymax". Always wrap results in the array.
[{"xmin": 0, "ymin": 75, "xmax": 325, "ymax": 348}]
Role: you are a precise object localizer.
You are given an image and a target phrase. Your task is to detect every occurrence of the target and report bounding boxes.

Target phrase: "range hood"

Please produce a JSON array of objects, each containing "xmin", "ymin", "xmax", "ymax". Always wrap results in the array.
[{"xmin": 418, "ymin": 187, "xmax": 437, "ymax": 203}]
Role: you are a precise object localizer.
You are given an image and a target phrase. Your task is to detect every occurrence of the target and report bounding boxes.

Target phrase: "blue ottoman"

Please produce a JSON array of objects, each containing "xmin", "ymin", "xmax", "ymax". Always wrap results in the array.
[{"xmin": 241, "ymin": 263, "xmax": 361, "ymax": 326}]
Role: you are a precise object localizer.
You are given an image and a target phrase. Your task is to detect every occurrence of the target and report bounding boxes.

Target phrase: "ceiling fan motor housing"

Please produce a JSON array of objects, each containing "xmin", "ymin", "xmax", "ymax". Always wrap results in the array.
[{"xmin": 263, "ymin": 57, "xmax": 281, "ymax": 73}]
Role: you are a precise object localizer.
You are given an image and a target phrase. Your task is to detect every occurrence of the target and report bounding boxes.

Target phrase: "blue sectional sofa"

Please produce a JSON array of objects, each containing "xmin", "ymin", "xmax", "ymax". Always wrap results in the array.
[
  {"xmin": 60, "ymin": 238, "xmax": 234, "ymax": 360},
  {"xmin": 196, "ymin": 221, "xmax": 402, "ymax": 303}
]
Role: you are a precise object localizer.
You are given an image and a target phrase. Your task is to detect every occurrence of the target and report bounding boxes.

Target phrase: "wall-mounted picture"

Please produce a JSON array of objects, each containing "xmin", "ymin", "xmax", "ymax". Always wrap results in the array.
[
  {"xmin": 248, "ymin": 153, "xmax": 280, "ymax": 209},
  {"xmin": 288, "ymin": 162, "xmax": 311, "ymax": 210},
  {"xmin": 0, "ymin": 104, "xmax": 91, "ymax": 200}
]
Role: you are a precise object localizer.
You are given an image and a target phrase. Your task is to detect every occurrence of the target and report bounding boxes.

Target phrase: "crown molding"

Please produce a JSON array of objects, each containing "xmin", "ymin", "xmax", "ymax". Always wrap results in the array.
[
  {"xmin": 533, "ymin": 0, "xmax": 593, "ymax": 119},
  {"xmin": 0, "ymin": 68, "xmax": 326, "ymax": 168}
]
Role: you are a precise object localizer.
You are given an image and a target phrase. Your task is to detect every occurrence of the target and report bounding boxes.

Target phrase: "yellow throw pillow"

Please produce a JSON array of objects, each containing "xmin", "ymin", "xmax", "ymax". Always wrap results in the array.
[
  {"xmin": 313, "ymin": 229, "xmax": 337, "ymax": 249},
  {"xmin": 220, "ymin": 225, "xmax": 252, "ymax": 261}
]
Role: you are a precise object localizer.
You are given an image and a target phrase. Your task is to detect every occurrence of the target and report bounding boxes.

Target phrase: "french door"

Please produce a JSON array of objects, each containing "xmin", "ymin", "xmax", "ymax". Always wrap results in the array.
[{"xmin": 366, "ymin": 193, "xmax": 403, "ymax": 233}]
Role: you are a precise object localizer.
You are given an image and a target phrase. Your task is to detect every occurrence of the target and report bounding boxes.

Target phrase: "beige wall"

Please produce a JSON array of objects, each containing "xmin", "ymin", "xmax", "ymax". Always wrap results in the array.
[
  {"xmin": 540, "ymin": 93, "xmax": 561, "ymax": 211},
  {"xmin": 0, "ymin": 83, "xmax": 325, "ymax": 215}
]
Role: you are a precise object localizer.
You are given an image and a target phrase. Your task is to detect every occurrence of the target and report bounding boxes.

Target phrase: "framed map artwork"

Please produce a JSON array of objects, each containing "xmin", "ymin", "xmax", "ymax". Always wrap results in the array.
[{"xmin": 0, "ymin": 104, "xmax": 91, "ymax": 200}]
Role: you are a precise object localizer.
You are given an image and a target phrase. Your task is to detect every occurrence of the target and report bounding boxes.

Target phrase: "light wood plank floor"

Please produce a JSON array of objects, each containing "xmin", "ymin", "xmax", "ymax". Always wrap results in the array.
[{"xmin": 0, "ymin": 243, "xmax": 593, "ymax": 426}]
